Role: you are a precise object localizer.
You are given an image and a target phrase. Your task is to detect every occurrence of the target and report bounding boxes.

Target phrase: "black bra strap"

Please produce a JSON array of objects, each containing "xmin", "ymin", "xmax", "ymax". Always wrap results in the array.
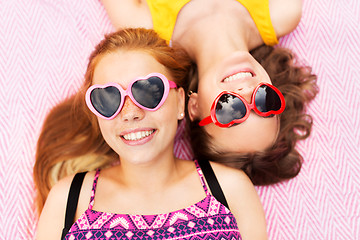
[
  {"xmin": 61, "ymin": 172, "xmax": 87, "ymax": 240},
  {"xmin": 197, "ymin": 160, "xmax": 229, "ymax": 209}
]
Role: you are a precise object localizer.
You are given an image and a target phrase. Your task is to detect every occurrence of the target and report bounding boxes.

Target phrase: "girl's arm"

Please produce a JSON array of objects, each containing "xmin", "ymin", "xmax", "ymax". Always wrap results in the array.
[
  {"xmin": 269, "ymin": 0, "xmax": 303, "ymax": 38},
  {"xmin": 211, "ymin": 162, "xmax": 268, "ymax": 240},
  {"xmin": 35, "ymin": 176, "xmax": 73, "ymax": 239},
  {"xmin": 101, "ymin": 0, "xmax": 153, "ymax": 30},
  {"xmin": 36, "ymin": 172, "xmax": 94, "ymax": 239}
]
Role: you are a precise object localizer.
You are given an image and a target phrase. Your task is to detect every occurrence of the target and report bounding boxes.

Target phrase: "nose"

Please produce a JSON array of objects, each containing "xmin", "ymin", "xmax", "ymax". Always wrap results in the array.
[
  {"xmin": 234, "ymin": 86, "xmax": 254, "ymax": 103},
  {"xmin": 118, "ymin": 96, "xmax": 145, "ymax": 122}
]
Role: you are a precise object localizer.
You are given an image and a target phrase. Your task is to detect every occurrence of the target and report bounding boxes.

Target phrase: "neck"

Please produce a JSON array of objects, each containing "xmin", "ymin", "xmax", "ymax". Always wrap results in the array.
[
  {"xmin": 172, "ymin": 0, "xmax": 263, "ymax": 73},
  {"xmin": 190, "ymin": 26, "xmax": 250, "ymax": 65},
  {"xmin": 113, "ymin": 154, "xmax": 181, "ymax": 192},
  {"xmin": 179, "ymin": 21, "xmax": 252, "ymax": 80}
]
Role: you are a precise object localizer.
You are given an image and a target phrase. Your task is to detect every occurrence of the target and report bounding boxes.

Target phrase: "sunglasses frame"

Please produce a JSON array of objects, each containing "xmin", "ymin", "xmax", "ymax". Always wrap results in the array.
[
  {"xmin": 85, "ymin": 73, "xmax": 177, "ymax": 120},
  {"xmin": 199, "ymin": 82, "xmax": 285, "ymax": 128}
]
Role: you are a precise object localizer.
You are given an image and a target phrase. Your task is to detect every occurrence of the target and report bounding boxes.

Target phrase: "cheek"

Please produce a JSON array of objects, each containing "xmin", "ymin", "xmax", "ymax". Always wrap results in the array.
[
  {"xmin": 196, "ymin": 86, "xmax": 218, "ymax": 119},
  {"xmin": 162, "ymin": 91, "xmax": 183, "ymax": 119},
  {"xmin": 97, "ymin": 119, "xmax": 114, "ymax": 144},
  {"xmin": 254, "ymin": 65, "xmax": 273, "ymax": 86},
  {"xmin": 158, "ymin": 102, "xmax": 179, "ymax": 123},
  {"xmin": 156, "ymin": 96, "xmax": 182, "ymax": 134}
]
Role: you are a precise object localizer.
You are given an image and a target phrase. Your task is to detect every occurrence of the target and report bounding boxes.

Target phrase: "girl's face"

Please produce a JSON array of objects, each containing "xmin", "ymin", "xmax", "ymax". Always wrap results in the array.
[
  {"xmin": 188, "ymin": 51, "xmax": 279, "ymax": 153},
  {"xmin": 92, "ymin": 50, "xmax": 185, "ymax": 164}
]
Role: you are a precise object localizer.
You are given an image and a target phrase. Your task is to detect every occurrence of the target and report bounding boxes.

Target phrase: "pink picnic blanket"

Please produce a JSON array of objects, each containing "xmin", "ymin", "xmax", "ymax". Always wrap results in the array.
[{"xmin": 0, "ymin": 0, "xmax": 358, "ymax": 239}]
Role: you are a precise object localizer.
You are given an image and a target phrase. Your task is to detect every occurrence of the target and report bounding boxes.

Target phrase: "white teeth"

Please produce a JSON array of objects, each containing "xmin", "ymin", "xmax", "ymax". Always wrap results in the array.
[
  {"xmin": 122, "ymin": 130, "xmax": 154, "ymax": 141},
  {"xmin": 223, "ymin": 72, "xmax": 252, "ymax": 82}
]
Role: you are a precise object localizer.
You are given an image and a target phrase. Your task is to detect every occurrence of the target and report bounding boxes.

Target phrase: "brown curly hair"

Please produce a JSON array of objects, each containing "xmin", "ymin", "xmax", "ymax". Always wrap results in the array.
[
  {"xmin": 33, "ymin": 28, "xmax": 192, "ymax": 213},
  {"xmin": 187, "ymin": 45, "xmax": 318, "ymax": 185}
]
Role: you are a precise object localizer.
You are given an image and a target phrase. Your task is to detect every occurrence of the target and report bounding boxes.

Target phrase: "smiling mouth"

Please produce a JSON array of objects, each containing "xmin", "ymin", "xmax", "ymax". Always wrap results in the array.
[
  {"xmin": 223, "ymin": 71, "xmax": 253, "ymax": 83},
  {"xmin": 121, "ymin": 130, "xmax": 155, "ymax": 141}
]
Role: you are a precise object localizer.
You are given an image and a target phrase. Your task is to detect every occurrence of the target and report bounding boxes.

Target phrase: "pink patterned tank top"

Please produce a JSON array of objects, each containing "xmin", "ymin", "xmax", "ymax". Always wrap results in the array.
[{"xmin": 64, "ymin": 160, "xmax": 241, "ymax": 239}]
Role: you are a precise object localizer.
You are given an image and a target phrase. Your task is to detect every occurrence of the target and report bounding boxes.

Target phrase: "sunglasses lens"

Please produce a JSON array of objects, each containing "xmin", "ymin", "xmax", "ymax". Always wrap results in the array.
[
  {"xmin": 255, "ymin": 85, "xmax": 282, "ymax": 113},
  {"xmin": 215, "ymin": 94, "xmax": 247, "ymax": 124},
  {"xmin": 131, "ymin": 76, "xmax": 165, "ymax": 109},
  {"xmin": 90, "ymin": 86, "xmax": 121, "ymax": 118}
]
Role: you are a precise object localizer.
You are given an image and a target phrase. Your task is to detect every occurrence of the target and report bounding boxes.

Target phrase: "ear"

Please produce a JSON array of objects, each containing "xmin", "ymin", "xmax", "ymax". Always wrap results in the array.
[
  {"xmin": 187, "ymin": 92, "xmax": 200, "ymax": 121},
  {"xmin": 176, "ymin": 88, "xmax": 185, "ymax": 120}
]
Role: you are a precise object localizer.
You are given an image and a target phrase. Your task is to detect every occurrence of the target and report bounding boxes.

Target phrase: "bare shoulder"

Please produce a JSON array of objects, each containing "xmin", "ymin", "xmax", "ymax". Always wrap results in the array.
[
  {"xmin": 208, "ymin": 162, "xmax": 259, "ymax": 210},
  {"xmin": 36, "ymin": 174, "xmax": 74, "ymax": 239},
  {"xmin": 36, "ymin": 172, "xmax": 95, "ymax": 239},
  {"xmin": 269, "ymin": 0, "xmax": 303, "ymax": 37},
  {"xmin": 42, "ymin": 173, "xmax": 80, "ymax": 213},
  {"xmin": 101, "ymin": 0, "xmax": 153, "ymax": 30},
  {"xmin": 210, "ymin": 162, "xmax": 268, "ymax": 240},
  {"xmin": 209, "ymin": 161, "xmax": 254, "ymax": 194}
]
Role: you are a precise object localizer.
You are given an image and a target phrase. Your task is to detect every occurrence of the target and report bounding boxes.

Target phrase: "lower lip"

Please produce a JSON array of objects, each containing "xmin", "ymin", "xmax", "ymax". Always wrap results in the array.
[{"xmin": 120, "ymin": 130, "xmax": 156, "ymax": 146}]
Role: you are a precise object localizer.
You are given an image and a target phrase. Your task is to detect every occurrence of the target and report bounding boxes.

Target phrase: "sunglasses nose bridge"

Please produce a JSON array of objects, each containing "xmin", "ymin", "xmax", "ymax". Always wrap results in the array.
[
  {"xmin": 232, "ymin": 87, "xmax": 253, "ymax": 106},
  {"xmin": 118, "ymin": 96, "xmax": 145, "ymax": 121}
]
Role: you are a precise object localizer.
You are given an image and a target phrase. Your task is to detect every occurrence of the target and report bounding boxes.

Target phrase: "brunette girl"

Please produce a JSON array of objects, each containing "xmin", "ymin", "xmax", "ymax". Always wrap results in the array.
[{"xmin": 35, "ymin": 28, "xmax": 267, "ymax": 240}]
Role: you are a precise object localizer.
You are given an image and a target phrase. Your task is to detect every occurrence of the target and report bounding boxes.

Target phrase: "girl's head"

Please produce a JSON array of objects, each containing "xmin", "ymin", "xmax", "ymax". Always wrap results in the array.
[
  {"xmin": 187, "ymin": 45, "xmax": 318, "ymax": 185},
  {"xmin": 34, "ymin": 28, "xmax": 192, "ymax": 211},
  {"xmin": 82, "ymin": 28, "xmax": 192, "ymax": 163},
  {"xmin": 188, "ymin": 51, "xmax": 282, "ymax": 153}
]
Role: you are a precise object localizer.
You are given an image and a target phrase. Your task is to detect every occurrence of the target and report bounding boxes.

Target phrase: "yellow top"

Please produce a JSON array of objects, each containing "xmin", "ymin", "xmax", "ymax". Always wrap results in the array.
[{"xmin": 146, "ymin": 0, "xmax": 278, "ymax": 45}]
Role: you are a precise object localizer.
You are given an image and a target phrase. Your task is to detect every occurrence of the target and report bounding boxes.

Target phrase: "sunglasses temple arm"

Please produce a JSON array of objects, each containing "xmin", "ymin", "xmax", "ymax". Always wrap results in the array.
[
  {"xmin": 198, "ymin": 116, "xmax": 212, "ymax": 126},
  {"xmin": 169, "ymin": 80, "xmax": 177, "ymax": 88}
]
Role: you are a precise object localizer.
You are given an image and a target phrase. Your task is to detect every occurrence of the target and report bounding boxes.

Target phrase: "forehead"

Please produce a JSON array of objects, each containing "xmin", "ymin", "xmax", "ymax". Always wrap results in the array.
[
  {"xmin": 206, "ymin": 113, "xmax": 279, "ymax": 153},
  {"xmin": 92, "ymin": 50, "xmax": 168, "ymax": 86}
]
